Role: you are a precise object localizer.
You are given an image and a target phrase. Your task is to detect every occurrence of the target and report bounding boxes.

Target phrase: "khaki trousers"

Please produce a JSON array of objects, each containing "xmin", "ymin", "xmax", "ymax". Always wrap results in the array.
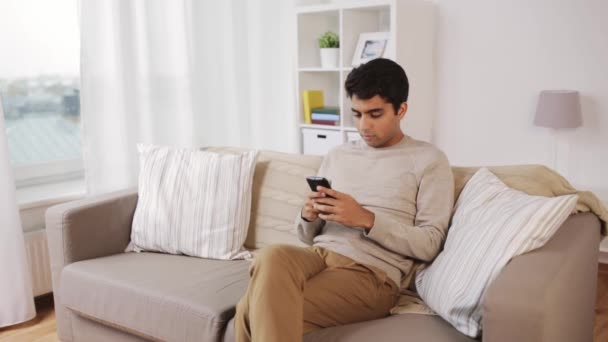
[{"xmin": 234, "ymin": 244, "xmax": 400, "ymax": 342}]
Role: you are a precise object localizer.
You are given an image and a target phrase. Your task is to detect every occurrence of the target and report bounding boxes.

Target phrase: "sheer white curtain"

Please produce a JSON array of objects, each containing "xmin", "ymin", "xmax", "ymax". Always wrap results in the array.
[
  {"xmin": 80, "ymin": 0, "xmax": 297, "ymax": 195},
  {"xmin": 0, "ymin": 99, "xmax": 36, "ymax": 328}
]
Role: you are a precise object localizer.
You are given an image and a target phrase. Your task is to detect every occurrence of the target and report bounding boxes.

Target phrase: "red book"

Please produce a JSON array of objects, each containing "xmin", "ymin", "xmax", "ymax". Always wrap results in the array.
[{"xmin": 311, "ymin": 119, "xmax": 339, "ymax": 126}]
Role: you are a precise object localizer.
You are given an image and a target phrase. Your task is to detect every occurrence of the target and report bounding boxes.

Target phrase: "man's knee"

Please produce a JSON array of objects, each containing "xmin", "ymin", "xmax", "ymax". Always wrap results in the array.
[
  {"xmin": 250, "ymin": 244, "xmax": 323, "ymax": 282},
  {"xmin": 253, "ymin": 244, "xmax": 299, "ymax": 269},
  {"xmin": 251, "ymin": 244, "xmax": 314, "ymax": 276}
]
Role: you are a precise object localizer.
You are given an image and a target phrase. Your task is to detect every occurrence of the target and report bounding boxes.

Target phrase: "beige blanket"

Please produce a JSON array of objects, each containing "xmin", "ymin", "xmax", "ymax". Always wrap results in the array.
[
  {"xmin": 452, "ymin": 165, "xmax": 607, "ymax": 234},
  {"xmin": 391, "ymin": 164, "xmax": 608, "ymax": 316}
]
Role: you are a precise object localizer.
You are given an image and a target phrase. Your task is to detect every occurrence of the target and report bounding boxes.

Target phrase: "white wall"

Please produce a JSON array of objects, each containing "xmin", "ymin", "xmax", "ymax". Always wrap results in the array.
[{"xmin": 431, "ymin": 0, "xmax": 608, "ymax": 198}]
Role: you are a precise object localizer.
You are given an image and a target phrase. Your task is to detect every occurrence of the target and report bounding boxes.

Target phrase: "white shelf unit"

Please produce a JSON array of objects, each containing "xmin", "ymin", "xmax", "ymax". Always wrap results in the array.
[{"xmin": 295, "ymin": 0, "xmax": 436, "ymax": 155}]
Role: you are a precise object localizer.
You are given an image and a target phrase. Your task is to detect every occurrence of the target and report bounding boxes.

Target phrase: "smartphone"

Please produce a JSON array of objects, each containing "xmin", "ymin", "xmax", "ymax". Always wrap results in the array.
[{"xmin": 306, "ymin": 176, "xmax": 335, "ymax": 198}]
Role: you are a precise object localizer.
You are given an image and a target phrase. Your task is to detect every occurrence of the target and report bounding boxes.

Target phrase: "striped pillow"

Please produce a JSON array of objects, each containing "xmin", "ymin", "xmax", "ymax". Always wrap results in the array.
[
  {"xmin": 129, "ymin": 144, "xmax": 258, "ymax": 260},
  {"xmin": 415, "ymin": 167, "xmax": 578, "ymax": 338}
]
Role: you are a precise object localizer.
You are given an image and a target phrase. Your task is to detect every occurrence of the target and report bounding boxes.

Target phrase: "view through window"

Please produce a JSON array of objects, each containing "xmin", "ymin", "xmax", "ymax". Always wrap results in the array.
[{"xmin": 0, "ymin": 0, "xmax": 82, "ymax": 189}]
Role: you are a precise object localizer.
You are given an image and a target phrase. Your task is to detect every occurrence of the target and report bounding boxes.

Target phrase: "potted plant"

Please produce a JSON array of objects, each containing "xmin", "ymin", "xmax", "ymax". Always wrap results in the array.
[{"xmin": 318, "ymin": 31, "xmax": 339, "ymax": 68}]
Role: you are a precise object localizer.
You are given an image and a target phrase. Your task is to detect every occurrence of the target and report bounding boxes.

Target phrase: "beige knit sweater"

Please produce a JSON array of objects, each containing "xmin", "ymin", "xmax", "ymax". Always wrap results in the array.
[{"xmin": 295, "ymin": 135, "xmax": 455, "ymax": 288}]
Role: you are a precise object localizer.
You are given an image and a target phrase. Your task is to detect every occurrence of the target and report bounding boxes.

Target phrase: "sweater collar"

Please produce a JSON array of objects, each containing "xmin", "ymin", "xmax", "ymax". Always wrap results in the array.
[{"xmin": 358, "ymin": 134, "xmax": 411, "ymax": 151}]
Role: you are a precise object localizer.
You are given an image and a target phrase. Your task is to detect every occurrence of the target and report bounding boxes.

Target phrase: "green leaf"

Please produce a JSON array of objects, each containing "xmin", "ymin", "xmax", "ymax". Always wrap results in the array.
[{"xmin": 318, "ymin": 31, "xmax": 339, "ymax": 48}]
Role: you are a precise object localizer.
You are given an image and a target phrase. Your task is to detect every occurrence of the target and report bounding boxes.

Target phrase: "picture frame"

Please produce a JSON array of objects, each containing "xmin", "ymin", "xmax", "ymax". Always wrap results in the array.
[{"xmin": 351, "ymin": 32, "xmax": 390, "ymax": 67}]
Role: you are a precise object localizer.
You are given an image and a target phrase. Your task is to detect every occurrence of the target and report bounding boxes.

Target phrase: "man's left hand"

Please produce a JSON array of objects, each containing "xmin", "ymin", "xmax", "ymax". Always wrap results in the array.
[{"xmin": 312, "ymin": 186, "xmax": 375, "ymax": 230}]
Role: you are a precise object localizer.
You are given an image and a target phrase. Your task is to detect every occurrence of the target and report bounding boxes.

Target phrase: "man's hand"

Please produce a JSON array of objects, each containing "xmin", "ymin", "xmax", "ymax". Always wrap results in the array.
[
  {"xmin": 301, "ymin": 190, "xmax": 326, "ymax": 222},
  {"xmin": 312, "ymin": 186, "xmax": 375, "ymax": 230}
]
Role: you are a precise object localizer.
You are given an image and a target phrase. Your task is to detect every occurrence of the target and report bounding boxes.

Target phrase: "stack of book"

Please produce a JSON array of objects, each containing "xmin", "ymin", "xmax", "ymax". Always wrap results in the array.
[
  {"xmin": 302, "ymin": 90, "xmax": 324, "ymax": 124},
  {"xmin": 301, "ymin": 90, "xmax": 340, "ymax": 126},
  {"xmin": 311, "ymin": 107, "xmax": 340, "ymax": 126}
]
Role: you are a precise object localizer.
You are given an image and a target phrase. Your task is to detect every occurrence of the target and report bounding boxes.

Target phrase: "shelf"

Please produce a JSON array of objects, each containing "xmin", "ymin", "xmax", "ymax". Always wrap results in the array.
[
  {"xmin": 295, "ymin": 0, "xmax": 436, "ymax": 154},
  {"xmin": 297, "ymin": 10, "xmax": 339, "ymax": 69},
  {"xmin": 297, "ymin": 65, "xmax": 355, "ymax": 73},
  {"xmin": 295, "ymin": 0, "xmax": 392, "ymax": 14},
  {"xmin": 299, "ymin": 124, "xmax": 341, "ymax": 131},
  {"xmin": 295, "ymin": 3, "xmax": 338, "ymax": 14},
  {"xmin": 299, "ymin": 67, "xmax": 341, "ymax": 72},
  {"xmin": 342, "ymin": 5, "xmax": 391, "ymax": 67},
  {"xmin": 298, "ymin": 124, "xmax": 359, "ymax": 133},
  {"xmin": 298, "ymin": 72, "xmax": 341, "ymax": 123}
]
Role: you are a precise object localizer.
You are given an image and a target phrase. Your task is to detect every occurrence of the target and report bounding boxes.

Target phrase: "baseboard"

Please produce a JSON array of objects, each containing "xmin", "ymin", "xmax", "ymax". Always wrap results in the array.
[{"xmin": 600, "ymin": 251, "xmax": 608, "ymax": 265}]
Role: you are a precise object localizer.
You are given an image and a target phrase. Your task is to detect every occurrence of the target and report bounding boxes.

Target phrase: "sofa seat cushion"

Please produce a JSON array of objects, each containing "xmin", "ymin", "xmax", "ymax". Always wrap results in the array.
[
  {"xmin": 60, "ymin": 252, "xmax": 250, "ymax": 342},
  {"xmin": 305, "ymin": 314, "xmax": 477, "ymax": 342},
  {"xmin": 222, "ymin": 313, "xmax": 476, "ymax": 342}
]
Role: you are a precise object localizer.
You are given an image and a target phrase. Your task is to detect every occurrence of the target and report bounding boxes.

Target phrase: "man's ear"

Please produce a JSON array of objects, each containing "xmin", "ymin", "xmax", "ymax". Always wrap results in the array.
[{"xmin": 398, "ymin": 102, "xmax": 408, "ymax": 119}]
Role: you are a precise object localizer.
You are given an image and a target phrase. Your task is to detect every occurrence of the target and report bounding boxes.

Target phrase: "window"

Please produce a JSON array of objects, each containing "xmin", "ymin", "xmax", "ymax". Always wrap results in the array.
[{"xmin": 0, "ymin": 0, "xmax": 83, "ymax": 191}]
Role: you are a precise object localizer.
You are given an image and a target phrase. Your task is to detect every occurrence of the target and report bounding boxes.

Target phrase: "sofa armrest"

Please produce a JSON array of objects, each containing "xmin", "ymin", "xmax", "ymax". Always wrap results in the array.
[
  {"xmin": 482, "ymin": 213, "xmax": 601, "ymax": 342},
  {"xmin": 45, "ymin": 187, "xmax": 138, "ymax": 341},
  {"xmin": 46, "ymin": 187, "xmax": 139, "ymax": 266}
]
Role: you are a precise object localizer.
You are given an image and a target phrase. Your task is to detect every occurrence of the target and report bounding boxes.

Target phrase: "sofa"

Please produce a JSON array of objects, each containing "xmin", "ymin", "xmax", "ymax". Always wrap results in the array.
[{"xmin": 46, "ymin": 149, "xmax": 602, "ymax": 342}]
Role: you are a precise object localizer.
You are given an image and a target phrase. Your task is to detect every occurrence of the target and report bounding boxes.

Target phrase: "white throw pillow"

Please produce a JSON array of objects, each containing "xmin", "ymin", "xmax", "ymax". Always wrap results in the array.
[
  {"xmin": 415, "ymin": 167, "xmax": 578, "ymax": 338},
  {"xmin": 129, "ymin": 144, "xmax": 258, "ymax": 260}
]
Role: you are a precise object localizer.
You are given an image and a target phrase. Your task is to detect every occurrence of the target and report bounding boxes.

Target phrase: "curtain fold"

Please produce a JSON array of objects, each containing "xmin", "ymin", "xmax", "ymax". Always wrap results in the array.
[
  {"xmin": 0, "ymin": 97, "xmax": 36, "ymax": 328},
  {"xmin": 80, "ymin": 0, "xmax": 297, "ymax": 195}
]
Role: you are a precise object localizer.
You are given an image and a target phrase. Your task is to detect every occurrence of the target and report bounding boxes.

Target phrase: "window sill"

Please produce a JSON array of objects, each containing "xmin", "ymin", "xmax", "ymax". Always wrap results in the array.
[{"xmin": 17, "ymin": 178, "xmax": 86, "ymax": 210}]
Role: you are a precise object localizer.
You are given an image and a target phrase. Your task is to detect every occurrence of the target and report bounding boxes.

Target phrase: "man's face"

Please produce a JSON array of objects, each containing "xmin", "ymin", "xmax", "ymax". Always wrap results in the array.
[{"xmin": 351, "ymin": 95, "xmax": 407, "ymax": 148}]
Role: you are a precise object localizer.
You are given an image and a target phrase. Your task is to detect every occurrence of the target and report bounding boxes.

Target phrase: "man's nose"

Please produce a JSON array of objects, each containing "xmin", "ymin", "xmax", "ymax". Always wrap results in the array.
[{"xmin": 359, "ymin": 115, "xmax": 373, "ymax": 130}]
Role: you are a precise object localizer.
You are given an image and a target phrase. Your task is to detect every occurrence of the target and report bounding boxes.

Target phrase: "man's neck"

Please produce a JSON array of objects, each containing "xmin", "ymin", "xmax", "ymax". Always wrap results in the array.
[{"xmin": 378, "ymin": 131, "xmax": 405, "ymax": 148}]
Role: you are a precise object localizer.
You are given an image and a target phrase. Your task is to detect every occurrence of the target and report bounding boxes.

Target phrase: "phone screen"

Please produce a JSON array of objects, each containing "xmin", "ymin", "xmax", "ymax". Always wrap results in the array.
[{"xmin": 306, "ymin": 176, "xmax": 334, "ymax": 198}]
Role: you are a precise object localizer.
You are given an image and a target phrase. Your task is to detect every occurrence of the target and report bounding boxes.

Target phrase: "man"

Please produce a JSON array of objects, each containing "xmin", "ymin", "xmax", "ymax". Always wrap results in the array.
[{"xmin": 235, "ymin": 58, "xmax": 454, "ymax": 342}]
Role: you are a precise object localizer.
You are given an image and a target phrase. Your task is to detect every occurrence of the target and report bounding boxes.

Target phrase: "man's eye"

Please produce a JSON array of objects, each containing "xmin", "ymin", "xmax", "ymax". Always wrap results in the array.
[
  {"xmin": 371, "ymin": 112, "xmax": 382, "ymax": 118},
  {"xmin": 353, "ymin": 113, "xmax": 361, "ymax": 118}
]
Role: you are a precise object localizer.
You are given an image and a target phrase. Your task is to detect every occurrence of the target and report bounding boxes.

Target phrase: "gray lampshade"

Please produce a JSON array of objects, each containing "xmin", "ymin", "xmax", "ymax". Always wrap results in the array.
[{"xmin": 534, "ymin": 90, "xmax": 582, "ymax": 129}]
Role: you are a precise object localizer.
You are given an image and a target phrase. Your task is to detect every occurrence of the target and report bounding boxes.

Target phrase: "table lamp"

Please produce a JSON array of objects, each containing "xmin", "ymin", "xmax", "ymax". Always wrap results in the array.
[{"xmin": 534, "ymin": 90, "xmax": 583, "ymax": 177}]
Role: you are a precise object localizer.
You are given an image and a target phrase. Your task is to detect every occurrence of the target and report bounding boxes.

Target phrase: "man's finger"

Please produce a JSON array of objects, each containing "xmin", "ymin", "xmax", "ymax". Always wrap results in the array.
[
  {"xmin": 316, "ymin": 186, "xmax": 342, "ymax": 199},
  {"xmin": 313, "ymin": 197, "xmax": 338, "ymax": 206},
  {"xmin": 307, "ymin": 191, "xmax": 326, "ymax": 199},
  {"xmin": 318, "ymin": 213, "xmax": 332, "ymax": 221},
  {"xmin": 313, "ymin": 203, "xmax": 337, "ymax": 214},
  {"xmin": 304, "ymin": 204, "xmax": 319, "ymax": 213},
  {"xmin": 319, "ymin": 213, "xmax": 342, "ymax": 223}
]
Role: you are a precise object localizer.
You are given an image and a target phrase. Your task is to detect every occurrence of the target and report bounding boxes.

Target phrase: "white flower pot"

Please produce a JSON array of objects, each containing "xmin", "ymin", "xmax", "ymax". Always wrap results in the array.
[{"xmin": 320, "ymin": 48, "xmax": 339, "ymax": 69}]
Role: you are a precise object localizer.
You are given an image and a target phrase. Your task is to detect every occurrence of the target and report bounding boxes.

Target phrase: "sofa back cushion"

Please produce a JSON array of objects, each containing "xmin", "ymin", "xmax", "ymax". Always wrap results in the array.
[
  {"xmin": 205, "ymin": 149, "xmax": 603, "ymax": 254},
  {"xmin": 206, "ymin": 147, "xmax": 323, "ymax": 249}
]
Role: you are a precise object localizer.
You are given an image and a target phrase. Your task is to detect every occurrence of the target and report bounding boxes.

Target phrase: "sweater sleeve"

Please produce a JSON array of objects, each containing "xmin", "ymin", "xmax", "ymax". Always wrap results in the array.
[
  {"xmin": 295, "ymin": 153, "xmax": 331, "ymax": 245},
  {"xmin": 363, "ymin": 152, "xmax": 455, "ymax": 262},
  {"xmin": 295, "ymin": 215, "xmax": 325, "ymax": 245}
]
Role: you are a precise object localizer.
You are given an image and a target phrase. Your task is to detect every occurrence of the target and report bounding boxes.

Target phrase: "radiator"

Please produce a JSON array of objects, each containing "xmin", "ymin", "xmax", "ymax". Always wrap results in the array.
[{"xmin": 23, "ymin": 229, "xmax": 53, "ymax": 297}]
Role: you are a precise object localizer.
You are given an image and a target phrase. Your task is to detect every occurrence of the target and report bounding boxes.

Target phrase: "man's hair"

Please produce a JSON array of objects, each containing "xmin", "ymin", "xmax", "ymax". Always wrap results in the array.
[{"xmin": 344, "ymin": 58, "xmax": 409, "ymax": 114}]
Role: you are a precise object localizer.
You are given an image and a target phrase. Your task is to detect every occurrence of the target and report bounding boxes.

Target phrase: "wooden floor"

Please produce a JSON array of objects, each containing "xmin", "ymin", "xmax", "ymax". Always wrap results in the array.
[
  {"xmin": 2, "ymin": 264, "xmax": 608, "ymax": 341},
  {"xmin": 0, "ymin": 295, "xmax": 57, "ymax": 342},
  {"xmin": 595, "ymin": 263, "xmax": 608, "ymax": 342}
]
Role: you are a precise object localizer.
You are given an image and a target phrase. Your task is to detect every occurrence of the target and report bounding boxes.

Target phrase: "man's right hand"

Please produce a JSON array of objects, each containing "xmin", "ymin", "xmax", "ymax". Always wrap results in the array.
[{"xmin": 301, "ymin": 190, "xmax": 327, "ymax": 222}]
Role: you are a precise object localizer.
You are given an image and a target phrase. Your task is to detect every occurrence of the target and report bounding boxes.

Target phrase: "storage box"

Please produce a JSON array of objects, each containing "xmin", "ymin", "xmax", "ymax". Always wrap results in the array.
[{"xmin": 302, "ymin": 128, "xmax": 342, "ymax": 155}]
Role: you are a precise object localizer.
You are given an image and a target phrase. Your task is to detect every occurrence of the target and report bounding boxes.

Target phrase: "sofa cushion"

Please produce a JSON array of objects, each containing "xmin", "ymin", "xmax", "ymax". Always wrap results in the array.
[
  {"xmin": 206, "ymin": 147, "xmax": 324, "ymax": 249},
  {"xmin": 60, "ymin": 252, "xmax": 250, "ymax": 342},
  {"xmin": 130, "ymin": 144, "xmax": 258, "ymax": 260},
  {"xmin": 304, "ymin": 314, "xmax": 476, "ymax": 342},
  {"xmin": 222, "ymin": 314, "xmax": 475, "ymax": 342}
]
